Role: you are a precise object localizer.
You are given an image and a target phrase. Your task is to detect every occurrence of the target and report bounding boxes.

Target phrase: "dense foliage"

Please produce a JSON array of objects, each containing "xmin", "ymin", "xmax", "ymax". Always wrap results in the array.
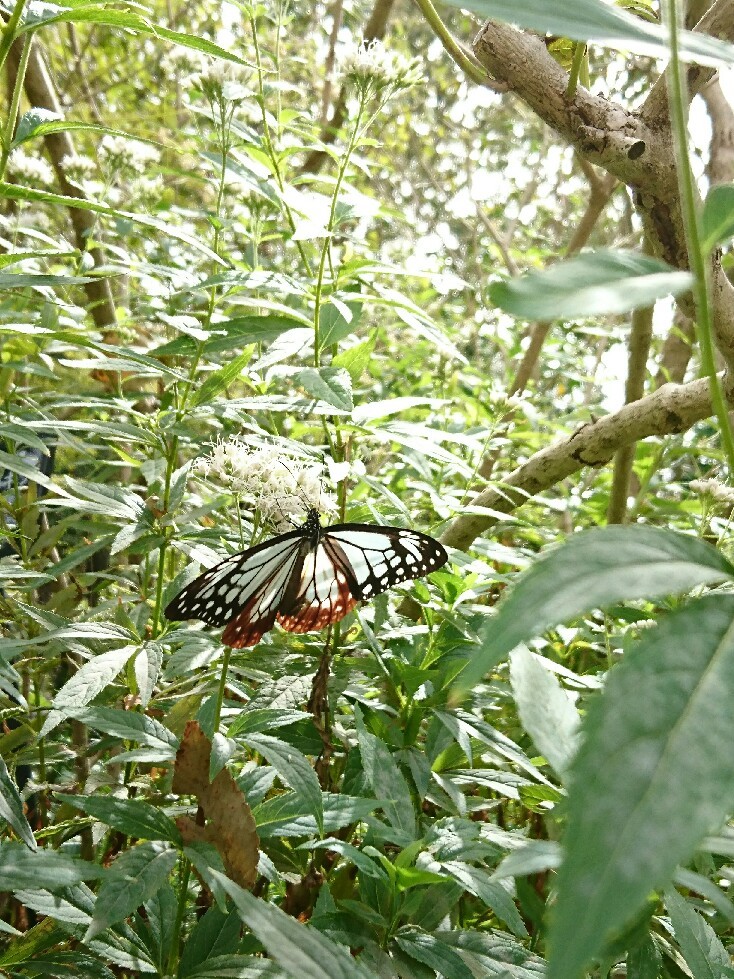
[{"xmin": 3, "ymin": 0, "xmax": 734, "ymax": 977}]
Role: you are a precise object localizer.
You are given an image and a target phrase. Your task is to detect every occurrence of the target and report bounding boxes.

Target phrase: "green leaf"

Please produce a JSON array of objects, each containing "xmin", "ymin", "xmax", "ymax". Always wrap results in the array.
[
  {"xmin": 12, "ymin": 109, "xmax": 162, "ymax": 152},
  {"xmin": 211, "ymin": 872, "xmax": 377, "ymax": 979},
  {"xmin": 191, "ymin": 350, "xmax": 253, "ymax": 407},
  {"xmin": 56, "ymin": 794, "xmax": 182, "ymax": 846},
  {"xmin": 489, "ymin": 250, "xmax": 692, "ymax": 320},
  {"xmin": 0, "ymin": 842, "xmax": 103, "ymax": 891},
  {"xmin": 21, "ymin": 7, "xmax": 256, "ymax": 72},
  {"xmin": 178, "ymin": 905, "xmax": 241, "ymax": 978},
  {"xmin": 547, "ymin": 595, "xmax": 734, "ymax": 979},
  {"xmin": 318, "ymin": 301, "xmax": 360, "ymax": 350},
  {"xmin": 0, "ymin": 755, "xmax": 36, "ymax": 850},
  {"xmin": 84, "ymin": 841, "xmax": 178, "ymax": 941},
  {"xmin": 0, "ymin": 184, "xmax": 225, "ymax": 266},
  {"xmin": 394, "ymin": 928, "xmax": 475, "ymax": 979},
  {"xmin": 442, "ymin": 0, "xmax": 734, "ymax": 66},
  {"xmin": 72, "ymin": 707, "xmax": 179, "ymax": 757},
  {"xmin": 249, "ymin": 328, "xmax": 313, "ymax": 372},
  {"xmin": 243, "ymin": 734, "xmax": 323, "ymax": 837},
  {"xmin": 454, "ymin": 526, "xmax": 734, "ymax": 699},
  {"xmin": 0, "ymin": 272, "xmax": 98, "ymax": 288},
  {"xmin": 294, "ymin": 367, "xmax": 353, "ymax": 411},
  {"xmin": 442, "ymin": 862, "xmax": 528, "ymax": 939},
  {"xmin": 40, "ymin": 646, "xmax": 138, "ymax": 737},
  {"xmin": 701, "ymin": 184, "xmax": 734, "ymax": 252},
  {"xmin": 331, "ymin": 333, "xmax": 376, "ymax": 383},
  {"xmin": 509, "ymin": 645, "xmax": 580, "ymax": 781},
  {"xmin": 354, "ymin": 707, "xmax": 416, "ymax": 840},
  {"xmin": 665, "ymin": 888, "xmax": 731, "ymax": 979},
  {"xmin": 626, "ymin": 936, "xmax": 662, "ymax": 979},
  {"xmin": 254, "ymin": 792, "xmax": 377, "ymax": 838}
]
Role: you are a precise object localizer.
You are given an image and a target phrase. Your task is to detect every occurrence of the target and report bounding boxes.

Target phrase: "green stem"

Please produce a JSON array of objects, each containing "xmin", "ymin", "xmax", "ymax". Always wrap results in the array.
[
  {"xmin": 167, "ymin": 856, "xmax": 191, "ymax": 975},
  {"xmin": 213, "ymin": 643, "xmax": 232, "ymax": 734},
  {"xmin": 565, "ymin": 43, "xmax": 587, "ymax": 100},
  {"xmin": 0, "ymin": 31, "xmax": 32, "ymax": 181},
  {"xmin": 414, "ymin": 0, "xmax": 488, "ymax": 85},
  {"xmin": 313, "ymin": 99, "xmax": 366, "ymax": 363},
  {"xmin": 663, "ymin": 0, "xmax": 734, "ymax": 474},
  {"xmin": 0, "ymin": 0, "xmax": 28, "ymax": 76}
]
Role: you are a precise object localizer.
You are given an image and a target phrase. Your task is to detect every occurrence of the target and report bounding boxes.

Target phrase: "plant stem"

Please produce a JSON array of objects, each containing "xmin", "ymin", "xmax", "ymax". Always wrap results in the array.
[
  {"xmin": 0, "ymin": 0, "xmax": 28, "ymax": 76},
  {"xmin": 167, "ymin": 856, "xmax": 191, "ymax": 975},
  {"xmin": 663, "ymin": 0, "xmax": 734, "ymax": 475},
  {"xmin": 212, "ymin": 643, "xmax": 232, "ymax": 734},
  {"xmin": 0, "ymin": 31, "xmax": 32, "ymax": 182}
]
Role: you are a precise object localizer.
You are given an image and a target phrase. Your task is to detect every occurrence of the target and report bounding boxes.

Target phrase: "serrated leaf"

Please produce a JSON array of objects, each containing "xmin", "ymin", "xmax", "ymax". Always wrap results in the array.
[
  {"xmin": 294, "ymin": 367, "xmax": 353, "ymax": 411},
  {"xmin": 133, "ymin": 642, "xmax": 163, "ymax": 708},
  {"xmin": 40, "ymin": 646, "xmax": 137, "ymax": 737},
  {"xmin": 547, "ymin": 595, "xmax": 734, "ymax": 979},
  {"xmin": 509, "ymin": 645, "xmax": 580, "ymax": 781},
  {"xmin": 212, "ymin": 872, "xmax": 376, "ymax": 979},
  {"xmin": 13, "ymin": 111, "xmax": 160, "ymax": 152},
  {"xmin": 0, "ymin": 755, "xmax": 35, "ymax": 849},
  {"xmin": 0, "ymin": 842, "xmax": 103, "ymax": 891},
  {"xmin": 72, "ymin": 706, "xmax": 179, "ymax": 756},
  {"xmin": 84, "ymin": 841, "xmax": 178, "ymax": 941},
  {"xmin": 443, "ymin": 0, "xmax": 734, "ymax": 66},
  {"xmin": 490, "ymin": 250, "xmax": 692, "ymax": 320},
  {"xmin": 354, "ymin": 707, "xmax": 416, "ymax": 840},
  {"xmin": 243, "ymin": 734, "xmax": 323, "ymax": 837},
  {"xmin": 57, "ymin": 794, "xmax": 182, "ymax": 846},
  {"xmin": 395, "ymin": 928, "xmax": 475, "ymax": 979},
  {"xmin": 249, "ymin": 328, "xmax": 313, "ymax": 372},
  {"xmin": 665, "ymin": 888, "xmax": 730, "ymax": 979},
  {"xmin": 454, "ymin": 526, "xmax": 734, "ymax": 699}
]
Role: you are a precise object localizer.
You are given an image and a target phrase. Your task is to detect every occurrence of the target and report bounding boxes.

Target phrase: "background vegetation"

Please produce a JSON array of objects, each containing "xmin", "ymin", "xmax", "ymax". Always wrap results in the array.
[{"xmin": 3, "ymin": 0, "xmax": 734, "ymax": 976}]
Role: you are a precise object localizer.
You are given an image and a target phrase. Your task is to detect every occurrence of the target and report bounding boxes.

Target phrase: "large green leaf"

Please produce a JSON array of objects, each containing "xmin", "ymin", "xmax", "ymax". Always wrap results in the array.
[
  {"xmin": 547, "ymin": 596, "xmax": 734, "ymax": 979},
  {"xmin": 442, "ymin": 0, "xmax": 734, "ymax": 66},
  {"xmin": 355, "ymin": 707, "xmax": 416, "ymax": 841},
  {"xmin": 57, "ymin": 794, "xmax": 182, "ymax": 846},
  {"xmin": 489, "ymin": 250, "xmax": 692, "ymax": 320},
  {"xmin": 212, "ymin": 873, "xmax": 377, "ymax": 979},
  {"xmin": 664, "ymin": 888, "xmax": 731, "ymax": 979},
  {"xmin": 454, "ymin": 526, "xmax": 734, "ymax": 699},
  {"xmin": 0, "ymin": 842, "xmax": 103, "ymax": 891},
  {"xmin": 243, "ymin": 734, "xmax": 323, "ymax": 837},
  {"xmin": 84, "ymin": 842, "xmax": 178, "ymax": 941}
]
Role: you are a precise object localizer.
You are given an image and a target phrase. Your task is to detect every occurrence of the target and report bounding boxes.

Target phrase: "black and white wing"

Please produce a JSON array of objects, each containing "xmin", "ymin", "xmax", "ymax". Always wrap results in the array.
[
  {"xmin": 164, "ymin": 529, "xmax": 309, "ymax": 648},
  {"xmin": 321, "ymin": 524, "xmax": 448, "ymax": 600}
]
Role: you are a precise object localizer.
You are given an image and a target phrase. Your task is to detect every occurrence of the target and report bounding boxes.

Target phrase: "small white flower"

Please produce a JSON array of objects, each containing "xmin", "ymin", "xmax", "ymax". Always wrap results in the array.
[
  {"xmin": 99, "ymin": 135, "xmax": 160, "ymax": 174},
  {"xmin": 341, "ymin": 39, "xmax": 421, "ymax": 96},
  {"xmin": 195, "ymin": 439, "xmax": 336, "ymax": 530},
  {"xmin": 8, "ymin": 149, "xmax": 54, "ymax": 186},
  {"xmin": 690, "ymin": 479, "xmax": 734, "ymax": 506},
  {"xmin": 60, "ymin": 154, "xmax": 96, "ymax": 180}
]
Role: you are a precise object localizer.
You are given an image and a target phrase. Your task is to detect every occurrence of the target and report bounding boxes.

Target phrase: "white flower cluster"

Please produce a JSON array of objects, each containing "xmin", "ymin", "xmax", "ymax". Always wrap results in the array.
[
  {"xmin": 60, "ymin": 154, "xmax": 97, "ymax": 181},
  {"xmin": 162, "ymin": 46, "xmax": 251, "ymax": 104},
  {"xmin": 341, "ymin": 39, "xmax": 421, "ymax": 96},
  {"xmin": 690, "ymin": 478, "xmax": 734, "ymax": 507},
  {"xmin": 8, "ymin": 149, "xmax": 54, "ymax": 186},
  {"xmin": 194, "ymin": 439, "xmax": 337, "ymax": 530},
  {"xmin": 99, "ymin": 135, "xmax": 160, "ymax": 174}
]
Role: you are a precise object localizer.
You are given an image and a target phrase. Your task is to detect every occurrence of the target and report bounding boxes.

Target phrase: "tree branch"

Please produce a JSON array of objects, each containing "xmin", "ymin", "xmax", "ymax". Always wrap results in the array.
[{"xmin": 444, "ymin": 375, "xmax": 718, "ymax": 550}]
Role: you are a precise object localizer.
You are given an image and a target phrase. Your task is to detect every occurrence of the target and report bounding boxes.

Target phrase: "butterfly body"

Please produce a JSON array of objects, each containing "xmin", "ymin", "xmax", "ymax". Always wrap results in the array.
[{"xmin": 165, "ymin": 508, "xmax": 447, "ymax": 648}]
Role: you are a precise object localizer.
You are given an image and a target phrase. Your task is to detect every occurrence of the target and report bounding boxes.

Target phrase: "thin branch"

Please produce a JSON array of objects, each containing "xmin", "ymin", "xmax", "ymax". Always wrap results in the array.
[{"xmin": 607, "ymin": 303, "xmax": 654, "ymax": 523}]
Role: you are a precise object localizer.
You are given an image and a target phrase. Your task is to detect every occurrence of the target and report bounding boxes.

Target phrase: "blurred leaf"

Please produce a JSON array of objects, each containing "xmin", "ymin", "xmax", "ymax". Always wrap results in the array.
[
  {"xmin": 191, "ymin": 349, "xmax": 253, "ymax": 407},
  {"xmin": 331, "ymin": 333, "xmax": 376, "ymax": 382},
  {"xmin": 702, "ymin": 184, "xmax": 734, "ymax": 252},
  {"xmin": 454, "ymin": 526, "xmax": 734, "ymax": 699},
  {"xmin": 442, "ymin": 0, "xmax": 734, "ymax": 65},
  {"xmin": 0, "ymin": 842, "xmax": 103, "ymax": 890},
  {"xmin": 547, "ymin": 595, "xmax": 734, "ymax": 979},
  {"xmin": 490, "ymin": 250, "xmax": 692, "ymax": 320},
  {"xmin": 509, "ymin": 645, "xmax": 580, "ymax": 781}
]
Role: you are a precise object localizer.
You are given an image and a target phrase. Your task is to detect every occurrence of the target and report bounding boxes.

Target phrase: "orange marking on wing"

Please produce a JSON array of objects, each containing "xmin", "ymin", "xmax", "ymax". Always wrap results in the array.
[{"xmin": 277, "ymin": 573, "xmax": 357, "ymax": 634}]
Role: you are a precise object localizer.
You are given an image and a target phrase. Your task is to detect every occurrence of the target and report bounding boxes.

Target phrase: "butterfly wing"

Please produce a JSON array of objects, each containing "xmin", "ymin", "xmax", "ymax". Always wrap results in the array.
[
  {"xmin": 319, "ymin": 524, "xmax": 448, "ymax": 600},
  {"xmin": 164, "ymin": 529, "xmax": 309, "ymax": 648},
  {"xmin": 276, "ymin": 541, "xmax": 358, "ymax": 635}
]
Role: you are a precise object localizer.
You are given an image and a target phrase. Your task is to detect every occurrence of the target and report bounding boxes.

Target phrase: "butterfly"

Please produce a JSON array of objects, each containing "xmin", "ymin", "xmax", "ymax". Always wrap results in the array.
[{"xmin": 164, "ymin": 508, "xmax": 448, "ymax": 648}]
